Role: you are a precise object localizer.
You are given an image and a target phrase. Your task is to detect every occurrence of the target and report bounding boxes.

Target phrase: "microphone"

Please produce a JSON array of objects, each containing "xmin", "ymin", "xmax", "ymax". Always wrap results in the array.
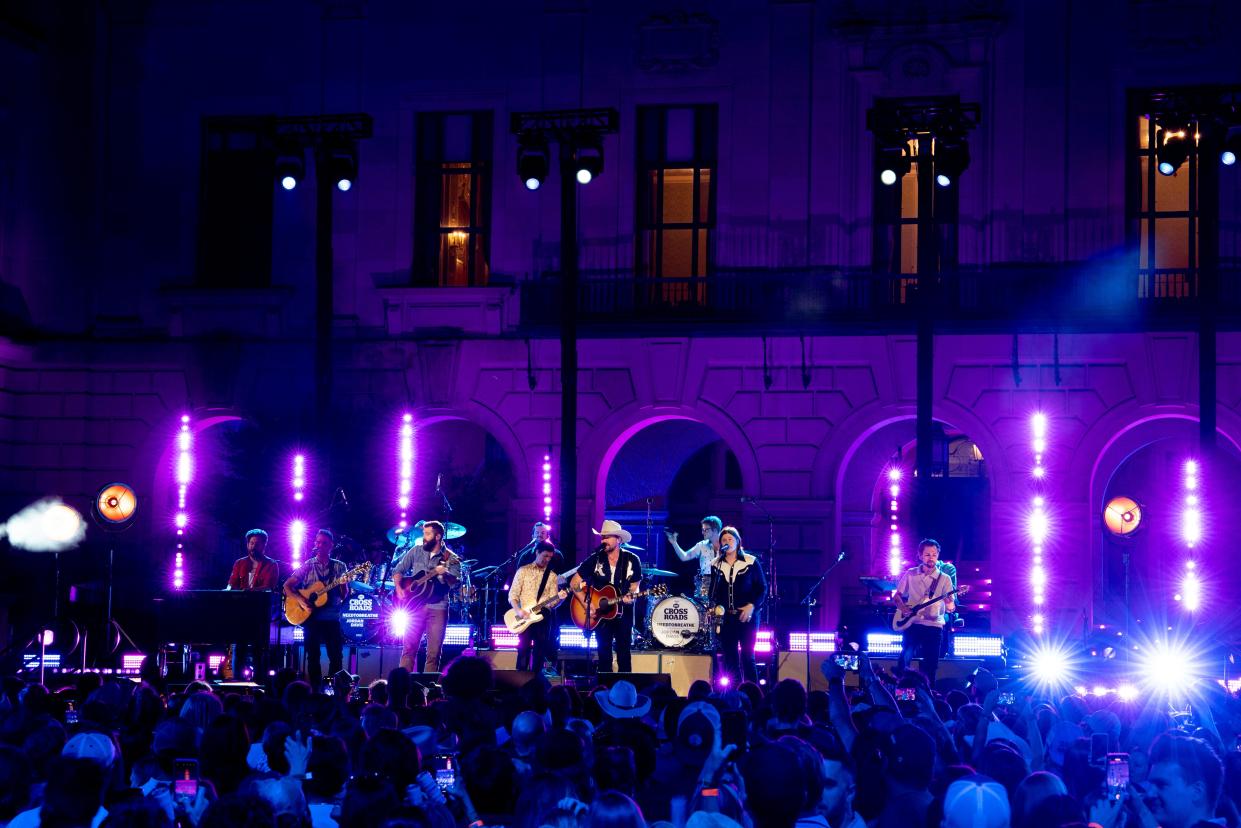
[
  {"xmin": 739, "ymin": 496, "xmax": 750, "ymax": 503},
  {"xmin": 721, "ymin": 543, "xmax": 732, "ymax": 552},
  {"xmin": 436, "ymin": 473, "xmax": 443, "ymax": 492},
  {"xmin": 338, "ymin": 488, "xmax": 349, "ymax": 507},
  {"xmin": 837, "ymin": 550, "xmax": 846, "ymax": 563}
]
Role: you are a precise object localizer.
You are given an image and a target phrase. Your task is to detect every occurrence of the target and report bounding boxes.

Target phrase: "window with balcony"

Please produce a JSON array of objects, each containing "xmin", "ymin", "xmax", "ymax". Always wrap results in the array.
[
  {"xmin": 1132, "ymin": 111, "xmax": 1200, "ymax": 299},
  {"xmin": 636, "ymin": 105, "xmax": 717, "ymax": 304},
  {"xmin": 198, "ymin": 118, "xmax": 275, "ymax": 288},
  {"xmin": 415, "ymin": 112, "xmax": 492, "ymax": 286}
]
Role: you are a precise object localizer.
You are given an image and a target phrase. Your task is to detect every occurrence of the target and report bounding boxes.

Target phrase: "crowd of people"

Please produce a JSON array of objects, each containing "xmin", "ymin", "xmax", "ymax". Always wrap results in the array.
[{"xmin": 0, "ymin": 651, "xmax": 1236, "ymax": 828}]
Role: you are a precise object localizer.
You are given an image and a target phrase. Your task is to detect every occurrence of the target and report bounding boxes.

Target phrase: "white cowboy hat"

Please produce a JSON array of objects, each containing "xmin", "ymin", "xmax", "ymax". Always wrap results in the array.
[{"xmin": 592, "ymin": 519, "xmax": 632, "ymax": 544}]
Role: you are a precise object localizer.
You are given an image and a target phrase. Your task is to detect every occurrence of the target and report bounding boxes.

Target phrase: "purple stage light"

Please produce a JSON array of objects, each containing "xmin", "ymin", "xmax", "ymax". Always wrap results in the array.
[
  {"xmin": 753, "ymin": 628, "xmax": 774, "ymax": 654},
  {"xmin": 717, "ymin": 675, "xmax": 731, "ymax": 688},
  {"xmin": 885, "ymin": 465, "xmax": 904, "ymax": 577},
  {"xmin": 542, "ymin": 452, "xmax": 554, "ymax": 523},
  {"xmin": 172, "ymin": 416, "xmax": 193, "ymax": 589},
  {"xmin": 1027, "ymin": 413, "xmax": 1052, "ymax": 630},
  {"xmin": 389, "ymin": 607, "xmax": 410, "ymax": 638},
  {"xmin": 1028, "ymin": 643, "xmax": 1074, "ymax": 688},
  {"xmin": 398, "ymin": 414, "xmax": 414, "ymax": 520}
]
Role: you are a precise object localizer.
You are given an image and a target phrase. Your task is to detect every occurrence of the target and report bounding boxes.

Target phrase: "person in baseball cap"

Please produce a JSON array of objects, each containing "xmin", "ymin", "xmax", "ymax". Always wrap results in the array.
[{"xmin": 942, "ymin": 774, "xmax": 1011, "ymax": 828}]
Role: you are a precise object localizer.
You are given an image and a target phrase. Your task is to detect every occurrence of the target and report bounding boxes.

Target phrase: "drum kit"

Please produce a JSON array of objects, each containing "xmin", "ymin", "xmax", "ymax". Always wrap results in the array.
[
  {"xmin": 339, "ymin": 520, "xmax": 478, "ymax": 645},
  {"xmin": 639, "ymin": 565, "xmax": 716, "ymax": 652}
]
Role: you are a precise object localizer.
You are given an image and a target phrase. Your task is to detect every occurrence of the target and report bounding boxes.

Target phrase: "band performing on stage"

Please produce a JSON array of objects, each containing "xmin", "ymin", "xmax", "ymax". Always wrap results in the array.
[{"xmin": 198, "ymin": 507, "xmax": 975, "ymax": 691}]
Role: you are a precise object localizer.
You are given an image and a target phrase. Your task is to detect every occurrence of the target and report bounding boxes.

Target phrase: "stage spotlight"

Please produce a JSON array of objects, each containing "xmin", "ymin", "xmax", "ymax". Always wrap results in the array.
[
  {"xmin": 1222, "ymin": 128, "xmax": 1241, "ymax": 166},
  {"xmin": 1139, "ymin": 639, "xmax": 1204, "ymax": 699},
  {"xmin": 572, "ymin": 136, "xmax": 603, "ymax": 184},
  {"xmin": 934, "ymin": 137, "xmax": 969, "ymax": 187},
  {"xmin": 1103, "ymin": 496, "xmax": 1142, "ymax": 537},
  {"xmin": 95, "ymin": 482, "xmax": 137, "ymax": 526},
  {"xmin": 1027, "ymin": 643, "xmax": 1076, "ymax": 690},
  {"xmin": 389, "ymin": 608, "xmax": 410, "ymax": 638},
  {"xmin": 275, "ymin": 147, "xmax": 304, "ymax": 191},
  {"xmin": 876, "ymin": 143, "xmax": 911, "ymax": 187},
  {"xmin": 516, "ymin": 134, "xmax": 550, "ymax": 191},
  {"xmin": 324, "ymin": 147, "xmax": 358, "ymax": 192},
  {"xmin": 1157, "ymin": 128, "xmax": 1190, "ymax": 176}
]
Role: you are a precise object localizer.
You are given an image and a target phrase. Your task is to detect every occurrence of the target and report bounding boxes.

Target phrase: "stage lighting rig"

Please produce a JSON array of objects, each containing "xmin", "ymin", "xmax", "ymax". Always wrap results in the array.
[
  {"xmin": 517, "ymin": 133, "xmax": 550, "ymax": 190},
  {"xmin": 875, "ymin": 137, "xmax": 912, "ymax": 186},
  {"xmin": 867, "ymin": 97, "xmax": 980, "ymax": 188}
]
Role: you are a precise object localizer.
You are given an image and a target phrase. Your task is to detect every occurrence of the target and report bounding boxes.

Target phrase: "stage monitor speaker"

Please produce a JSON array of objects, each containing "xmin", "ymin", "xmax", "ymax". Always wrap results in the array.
[
  {"xmin": 477, "ymin": 650, "xmax": 518, "ymax": 672},
  {"xmin": 777, "ymin": 652, "xmax": 831, "ymax": 692},
  {"xmin": 493, "ymin": 669, "xmax": 540, "ymax": 691},
  {"xmin": 351, "ymin": 646, "xmax": 403, "ymax": 686}
]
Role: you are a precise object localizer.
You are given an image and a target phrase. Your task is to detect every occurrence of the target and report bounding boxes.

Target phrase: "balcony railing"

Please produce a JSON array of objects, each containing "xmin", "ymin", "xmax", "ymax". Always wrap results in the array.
[{"xmin": 519, "ymin": 266, "xmax": 1240, "ymax": 333}]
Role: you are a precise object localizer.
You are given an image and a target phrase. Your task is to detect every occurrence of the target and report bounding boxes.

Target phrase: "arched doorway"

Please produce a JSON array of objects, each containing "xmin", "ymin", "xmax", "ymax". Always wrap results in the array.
[{"xmin": 600, "ymin": 419, "xmax": 745, "ymax": 597}]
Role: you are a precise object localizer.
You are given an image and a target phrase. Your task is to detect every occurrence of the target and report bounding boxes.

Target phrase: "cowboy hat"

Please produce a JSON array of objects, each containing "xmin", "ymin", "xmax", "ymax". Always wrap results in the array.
[
  {"xmin": 592, "ymin": 519, "xmax": 632, "ymax": 545},
  {"xmin": 594, "ymin": 680, "xmax": 651, "ymax": 719}
]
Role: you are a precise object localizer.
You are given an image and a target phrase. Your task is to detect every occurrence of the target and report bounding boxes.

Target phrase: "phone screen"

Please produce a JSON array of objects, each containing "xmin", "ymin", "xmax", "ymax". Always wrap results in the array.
[
  {"xmin": 432, "ymin": 754, "xmax": 455, "ymax": 791},
  {"xmin": 997, "ymin": 691, "xmax": 1016, "ymax": 707},
  {"xmin": 173, "ymin": 758, "xmax": 199, "ymax": 797},
  {"xmin": 834, "ymin": 654, "xmax": 859, "ymax": 671},
  {"xmin": 1106, "ymin": 753, "xmax": 1129, "ymax": 798},
  {"xmin": 895, "ymin": 687, "xmax": 916, "ymax": 702}
]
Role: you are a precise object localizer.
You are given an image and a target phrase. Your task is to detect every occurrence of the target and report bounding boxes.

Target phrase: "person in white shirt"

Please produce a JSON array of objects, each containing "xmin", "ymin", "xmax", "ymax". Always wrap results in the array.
[
  {"xmin": 894, "ymin": 539, "xmax": 956, "ymax": 684},
  {"xmin": 665, "ymin": 515, "xmax": 722, "ymax": 595}
]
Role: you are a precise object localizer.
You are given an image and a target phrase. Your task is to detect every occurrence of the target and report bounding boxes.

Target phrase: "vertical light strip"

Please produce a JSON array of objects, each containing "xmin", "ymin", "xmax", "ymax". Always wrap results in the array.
[
  {"xmin": 398, "ymin": 414, "xmax": 413, "ymax": 531},
  {"xmin": 542, "ymin": 451, "xmax": 554, "ymax": 524},
  {"xmin": 886, "ymin": 468, "xmax": 903, "ymax": 577},
  {"xmin": 289, "ymin": 453, "xmax": 307, "ymax": 570},
  {"xmin": 173, "ymin": 415, "xmax": 192, "ymax": 589},
  {"xmin": 1028, "ymin": 412, "xmax": 1049, "ymax": 634},
  {"xmin": 1179, "ymin": 459, "xmax": 1203, "ymax": 612}
]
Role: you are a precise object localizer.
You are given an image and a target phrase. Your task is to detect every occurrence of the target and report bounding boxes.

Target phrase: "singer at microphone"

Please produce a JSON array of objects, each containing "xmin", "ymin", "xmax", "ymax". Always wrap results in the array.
[{"xmin": 706, "ymin": 525, "xmax": 767, "ymax": 685}]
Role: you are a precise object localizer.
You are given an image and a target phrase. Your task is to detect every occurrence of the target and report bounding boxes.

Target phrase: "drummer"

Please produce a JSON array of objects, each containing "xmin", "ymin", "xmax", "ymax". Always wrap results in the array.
[
  {"xmin": 665, "ymin": 515, "xmax": 722, "ymax": 592},
  {"xmin": 518, "ymin": 521, "xmax": 562, "ymax": 566}
]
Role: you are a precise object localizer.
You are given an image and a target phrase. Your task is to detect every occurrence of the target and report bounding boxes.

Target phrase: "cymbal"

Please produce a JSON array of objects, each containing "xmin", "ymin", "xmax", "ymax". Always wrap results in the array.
[
  {"xmin": 386, "ymin": 525, "xmax": 411, "ymax": 545},
  {"xmin": 643, "ymin": 567, "xmax": 677, "ymax": 578},
  {"xmin": 412, "ymin": 519, "xmax": 468, "ymax": 540},
  {"xmin": 349, "ymin": 581, "xmax": 375, "ymax": 594},
  {"xmin": 859, "ymin": 576, "xmax": 898, "ymax": 592},
  {"xmin": 461, "ymin": 559, "xmax": 479, "ymax": 566},
  {"xmin": 621, "ymin": 542, "xmax": 644, "ymax": 551}
]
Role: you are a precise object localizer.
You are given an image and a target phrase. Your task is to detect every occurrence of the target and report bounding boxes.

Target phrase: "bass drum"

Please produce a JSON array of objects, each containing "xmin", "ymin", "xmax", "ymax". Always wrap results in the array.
[
  {"xmin": 339, "ymin": 592, "xmax": 386, "ymax": 645},
  {"xmin": 647, "ymin": 595, "xmax": 704, "ymax": 649}
]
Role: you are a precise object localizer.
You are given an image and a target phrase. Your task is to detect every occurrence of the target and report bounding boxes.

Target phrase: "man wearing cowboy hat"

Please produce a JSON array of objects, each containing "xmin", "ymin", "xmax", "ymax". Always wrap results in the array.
[{"xmin": 570, "ymin": 519, "xmax": 644, "ymax": 673}]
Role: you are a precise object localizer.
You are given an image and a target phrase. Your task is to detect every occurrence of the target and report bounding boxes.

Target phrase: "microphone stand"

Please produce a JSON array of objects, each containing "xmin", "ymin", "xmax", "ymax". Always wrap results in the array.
[
  {"xmin": 801, "ymin": 553, "xmax": 846, "ymax": 690},
  {"xmin": 742, "ymin": 497, "xmax": 778, "ymax": 680},
  {"xmin": 477, "ymin": 540, "xmax": 535, "ymax": 647}
]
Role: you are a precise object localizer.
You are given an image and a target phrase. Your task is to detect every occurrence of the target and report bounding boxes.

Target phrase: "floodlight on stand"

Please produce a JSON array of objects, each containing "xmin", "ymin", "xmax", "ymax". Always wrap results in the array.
[
  {"xmin": 1222, "ymin": 126, "xmax": 1241, "ymax": 167},
  {"xmin": 516, "ymin": 133, "xmax": 550, "ymax": 191},
  {"xmin": 572, "ymin": 135, "xmax": 603, "ymax": 185}
]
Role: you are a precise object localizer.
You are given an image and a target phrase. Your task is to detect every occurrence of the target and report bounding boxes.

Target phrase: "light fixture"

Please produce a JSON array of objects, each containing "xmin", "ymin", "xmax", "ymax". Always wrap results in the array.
[
  {"xmin": 324, "ymin": 146, "xmax": 358, "ymax": 192},
  {"xmin": 876, "ymin": 141, "xmax": 911, "ymax": 187},
  {"xmin": 1157, "ymin": 127, "xmax": 1190, "ymax": 176},
  {"xmin": 275, "ymin": 146, "xmax": 304, "ymax": 191},
  {"xmin": 1103, "ymin": 496, "xmax": 1142, "ymax": 537},
  {"xmin": 1222, "ymin": 127, "xmax": 1241, "ymax": 166},
  {"xmin": 517, "ymin": 134, "xmax": 550, "ymax": 191},
  {"xmin": 572, "ymin": 135, "xmax": 603, "ymax": 185},
  {"xmin": 934, "ymin": 137, "xmax": 969, "ymax": 187}
]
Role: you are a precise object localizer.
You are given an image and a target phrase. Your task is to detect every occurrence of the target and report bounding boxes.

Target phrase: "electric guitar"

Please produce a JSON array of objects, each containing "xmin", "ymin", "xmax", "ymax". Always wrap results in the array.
[
  {"xmin": 504, "ymin": 588, "xmax": 570, "ymax": 634},
  {"xmin": 569, "ymin": 583, "xmax": 667, "ymax": 631},
  {"xmin": 891, "ymin": 584, "xmax": 970, "ymax": 631},
  {"xmin": 284, "ymin": 563, "xmax": 371, "ymax": 626}
]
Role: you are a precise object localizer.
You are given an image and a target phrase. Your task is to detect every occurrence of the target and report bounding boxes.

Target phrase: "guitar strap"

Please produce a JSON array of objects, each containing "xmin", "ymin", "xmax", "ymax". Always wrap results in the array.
[{"xmin": 536, "ymin": 565, "xmax": 554, "ymax": 604}]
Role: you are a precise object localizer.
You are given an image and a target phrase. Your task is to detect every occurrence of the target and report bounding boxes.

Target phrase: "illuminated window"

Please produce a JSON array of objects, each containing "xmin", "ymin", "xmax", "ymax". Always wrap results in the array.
[
  {"xmin": 637, "ymin": 106, "xmax": 717, "ymax": 305},
  {"xmin": 415, "ymin": 112, "xmax": 492, "ymax": 286},
  {"xmin": 873, "ymin": 134, "xmax": 960, "ymax": 285},
  {"xmin": 1132, "ymin": 106, "xmax": 1200, "ymax": 299}
]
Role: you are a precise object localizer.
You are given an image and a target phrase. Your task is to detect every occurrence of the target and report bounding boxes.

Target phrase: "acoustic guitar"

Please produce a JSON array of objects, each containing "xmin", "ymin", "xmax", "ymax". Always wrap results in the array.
[
  {"xmin": 569, "ymin": 584, "xmax": 667, "ymax": 631},
  {"xmin": 393, "ymin": 549, "xmax": 460, "ymax": 606},
  {"xmin": 284, "ymin": 563, "xmax": 371, "ymax": 626}
]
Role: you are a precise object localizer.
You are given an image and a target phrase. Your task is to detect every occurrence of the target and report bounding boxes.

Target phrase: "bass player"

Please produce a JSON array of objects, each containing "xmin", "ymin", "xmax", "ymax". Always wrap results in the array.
[
  {"xmin": 392, "ymin": 520, "xmax": 461, "ymax": 673},
  {"xmin": 282, "ymin": 529, "xmax": 350, "ymax": 690},
  {"xmin": 569, "ymin": 519, "xmax": 643, "ymax": 673},
  {"xmin": 893, "ymin": 538, "xmax": 956, "ymax": 684},
  {"xmin": 508, "ymin": 541, "xmax": 569, "ymax": 675}
]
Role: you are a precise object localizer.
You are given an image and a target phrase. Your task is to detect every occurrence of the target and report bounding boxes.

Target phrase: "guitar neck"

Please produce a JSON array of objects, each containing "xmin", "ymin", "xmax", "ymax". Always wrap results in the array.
[{"xmin": 908, "ymin": 587, "xmax": 961, "ymax": 613}]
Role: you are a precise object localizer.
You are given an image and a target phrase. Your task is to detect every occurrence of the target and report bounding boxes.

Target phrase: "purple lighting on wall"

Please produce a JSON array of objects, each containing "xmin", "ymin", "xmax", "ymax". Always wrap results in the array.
[
  {"xmin": 292, "ymin": 454, "xmax": 306, "ymax": 502},
  {"xmin": 398, "ymin": 414, "xmax": 414, "ymax": 527},
  {"xmin": 173, "ymin": 416, "xmax": 192, "ymax": 589},
  {"xmin": 1177, "ymin": 459, "xmax": 1204, "ymax": 612}
]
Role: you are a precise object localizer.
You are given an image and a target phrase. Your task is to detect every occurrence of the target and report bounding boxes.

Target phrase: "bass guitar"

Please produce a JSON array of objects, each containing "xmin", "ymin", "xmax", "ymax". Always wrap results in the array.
[
  {"xmin": 891, "ymin": 584, "xmax": 970, "ymax": 632},
  {"xmin": 284, "ymin": 563, "xmax": 371, "ymax": 626},
  {"xmin": 569, "ymin": 584, "xmax": 667, "ymax": 631},
  {"xmin": 504, "ymin": 588, "xmax": 570, "ymax": 634}
]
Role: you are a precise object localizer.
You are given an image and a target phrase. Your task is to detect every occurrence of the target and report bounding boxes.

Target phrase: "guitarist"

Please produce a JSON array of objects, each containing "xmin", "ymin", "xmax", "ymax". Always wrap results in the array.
[
  {"xmin": 392, "ymin": 520, "xmax": 461, "ymax": 673},
  {"xmin": 893, "ymin": 539, "xmax": 956, "ymax": 684},
  {"xmin": 508, "ymin": 541, "xmax": 569, "ymax": 674},
  {"xmin": 570, "ymin": 519, "xmax": 643, "ymax": 673},
  {"xmin": 282, "ymin": 529, "xmax": 349, "ymax": 690},
  {"xmin": 706, "ymin": 526, "xmax": 766, "ymax": 684}
]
